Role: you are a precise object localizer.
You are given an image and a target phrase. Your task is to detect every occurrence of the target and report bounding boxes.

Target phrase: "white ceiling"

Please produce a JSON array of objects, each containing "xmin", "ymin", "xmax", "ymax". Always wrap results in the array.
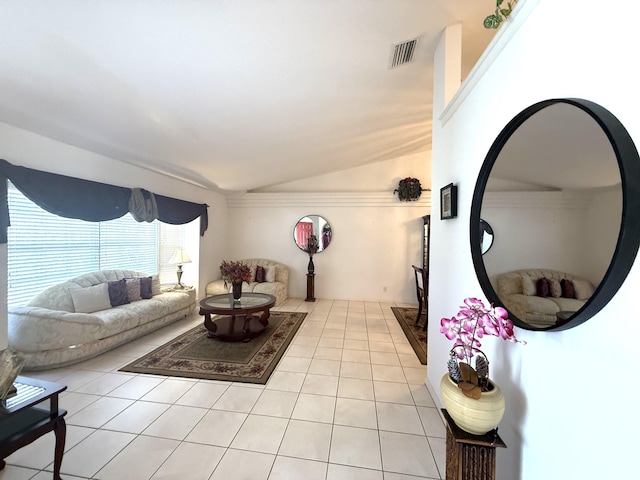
[{"xmin": 0, "ymin": 0, "xmax": 495, "ymax": 192}]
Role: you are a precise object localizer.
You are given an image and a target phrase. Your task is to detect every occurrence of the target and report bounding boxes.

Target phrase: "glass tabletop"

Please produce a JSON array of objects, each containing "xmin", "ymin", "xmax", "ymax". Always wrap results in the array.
[{"xmin": 202, "ymin": 293, "xmax": 274, "ymax": 310}]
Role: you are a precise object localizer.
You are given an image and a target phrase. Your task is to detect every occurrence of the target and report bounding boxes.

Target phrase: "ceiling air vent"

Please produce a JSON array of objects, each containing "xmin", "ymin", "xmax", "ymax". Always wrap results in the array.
[{"xmin": 389, "ymin": 38, "xmax": 418, "ymax": 69}]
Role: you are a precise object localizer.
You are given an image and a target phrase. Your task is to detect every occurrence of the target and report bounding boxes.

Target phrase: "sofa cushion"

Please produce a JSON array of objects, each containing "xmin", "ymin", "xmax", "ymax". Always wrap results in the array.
[
  {"xmin": 151, "ymin": 275, "xmax": 161, "ymax": 296},
  {"xmin": 70, "ymin": 284, "xmax": 112, "ymax": 313},
  {"xmin": 548, "ymin": 278, "xmax": 562, "ymax": 298},
  {"xmin": 573, "ymin": 279, "xmax": 595, "ymax": 300},
  {"xmin": 264, "ymin": 265, "xmax": 276, "ymax": 283},
  {"xmin": 536, "ymin": 278, "xmax": 550, "ymax": 297},
  {"xmin": 255, "ymin": 266, "xmax": 266, "ymax": 283},
  {"xmin": 522, "ymin": 276, "xmax": 537, "ymax": 296},
  {"xmin": 140, "ymin": 276, "xmax": 153, "ymax": 299},
  {"xmin": 561, "ymin": 279, "xmax": 575, "ymax": 298},
  {"xmin": 108, "ymin": 279, "xmax": 130, "ymax": 307},
  {"xmin": 125, "ymin": 278, "xmax": 142, "ymax": 302}
]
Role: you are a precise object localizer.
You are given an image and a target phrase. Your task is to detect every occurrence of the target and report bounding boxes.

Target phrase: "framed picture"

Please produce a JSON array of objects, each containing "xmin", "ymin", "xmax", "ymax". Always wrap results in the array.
[{"xmin": 440, "ymin": 183, "xmax": 458, "ymax": 220}]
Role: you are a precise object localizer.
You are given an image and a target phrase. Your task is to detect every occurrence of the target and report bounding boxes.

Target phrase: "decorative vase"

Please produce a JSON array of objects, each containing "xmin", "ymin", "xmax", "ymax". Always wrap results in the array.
[
  {"xmin": 307, "ymin": 256, "xmax": 315, "ymax": 274},
  {"xmin": 232, "ymin": 281, "xmax": 243, "ymax": 300},
  {"xmin": 440, "ymin": 373, "xmax": 505, "ymax": 435}
]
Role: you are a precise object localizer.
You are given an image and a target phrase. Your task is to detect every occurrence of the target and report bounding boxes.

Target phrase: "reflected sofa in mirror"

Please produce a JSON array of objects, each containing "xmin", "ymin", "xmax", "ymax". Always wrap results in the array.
[
  {"xmin": 293, "ymin": 215, "xmax": 332, "ymax": 252},
  {"xmin": 479, "ymin": 219, "xmax": 494, "ymax": 255},
  {"xmin": 470, "ymin": 98, "xmax": 640, "ymax": 331}
]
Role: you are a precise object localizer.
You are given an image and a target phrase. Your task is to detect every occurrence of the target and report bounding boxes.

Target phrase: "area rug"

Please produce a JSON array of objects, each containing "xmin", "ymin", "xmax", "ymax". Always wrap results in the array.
[
  {"xmin": 119, "ymin": 311, "xmax": 306, "ymax": 384},
  {"xmin": 391, "ymin": 307, "xmax": 427, "ymax": 365}
]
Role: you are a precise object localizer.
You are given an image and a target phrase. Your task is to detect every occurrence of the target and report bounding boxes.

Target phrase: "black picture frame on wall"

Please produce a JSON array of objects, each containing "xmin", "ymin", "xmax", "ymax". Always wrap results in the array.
[{"xmin": 440, "ymin": 183, "xmax": 458, "ymax": 219}]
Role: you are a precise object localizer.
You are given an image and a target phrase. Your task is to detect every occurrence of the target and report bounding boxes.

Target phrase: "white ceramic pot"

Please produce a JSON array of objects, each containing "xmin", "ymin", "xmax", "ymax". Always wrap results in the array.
[{"xmin": 440, "ymin": 373, "xmax": 505, "ymax": 435}]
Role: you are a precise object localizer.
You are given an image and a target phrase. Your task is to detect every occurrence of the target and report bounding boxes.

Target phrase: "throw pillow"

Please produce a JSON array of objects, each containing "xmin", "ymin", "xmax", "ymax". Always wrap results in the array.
[
  {"xmin": 521, "ymin": 276, "xmax": 537, "ymax": 296},
  {"xmin": 573, "ymin": 279, "xmax": 595, "ymax": 300},
  {"xmin": 264, "ymin": 265, "xmax": 276, "ymax": 283},
  {"xmin": 140, "ymin": 276, "xmax": 153, "ymax": 299},
  {"xmin": 151, "ymin": 275, "xmax": 161, "ymax": 296},
  {"xmin": 536, "ymin": 277, "xmax": 550, "ymax": 297},
  {"xmin": 108, "ymin": 278, "xmax": 130, "ymax": 307},
  {"xmin": 548, "ymin": 278, "xmax": 562, "ymax": 298},
  {"xmin": 125, "ymin": 278, "xmax": 142, "ymax": 302},
  {"xmin": 249, "ymin": 266, "xmax": 257, "ymax": 282},
  {"xmin": 255, "ymin": 266, "xmax": 266, "ymax": 283},
  {"xmin": 70, "ymin": 283, "xmax": 112, "ymax": 313},
  {"xmin": 561, "ymin": 279, "xmax": 576, "ymax": 298}
]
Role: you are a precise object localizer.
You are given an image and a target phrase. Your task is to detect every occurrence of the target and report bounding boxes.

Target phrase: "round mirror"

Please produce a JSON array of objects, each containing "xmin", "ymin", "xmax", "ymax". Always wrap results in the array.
[
  {"xmin": 471, "ymin": 98, "xmax": 640, "ymax": 331},
  {"xmin": 293, "ymin": 215, "xmax": 332, "ymax": 252},
  {"xmin": 480, "ymin": 219, "xmax": 494, "ymax": 255}
]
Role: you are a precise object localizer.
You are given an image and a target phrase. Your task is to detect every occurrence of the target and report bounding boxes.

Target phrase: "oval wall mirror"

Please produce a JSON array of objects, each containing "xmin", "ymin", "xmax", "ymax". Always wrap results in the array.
[
  {"xmin": 293, "ymin": 215, "xmax": 332, "ymax": 252},
  {"xmin": 470, "ymin": 98, "xmax": 640, "ymax": 331},
  {"xmin": 480, "ymin": 219, "xmax": 494, "ymax": 255}
]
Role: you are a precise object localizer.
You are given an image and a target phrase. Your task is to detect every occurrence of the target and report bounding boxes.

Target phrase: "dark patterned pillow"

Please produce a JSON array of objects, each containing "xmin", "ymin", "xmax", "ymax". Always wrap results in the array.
[
  {"xmin": 536, "ymin": 277, "xmax": 550, "ymax": 297},
  {"xmin": 108, "ymin": 278, "xmax": 130, "ymax": 306},
  {"xmin": 140, "ymin": 276, "xmax": 153, "ymax": 299},
  {"xmin": 561, "ymin": 279, "xmax": 576, "ymax": 298},
  {"xmin": 255, "ymin": 266, "xmax": 266, "ymax": 283}
]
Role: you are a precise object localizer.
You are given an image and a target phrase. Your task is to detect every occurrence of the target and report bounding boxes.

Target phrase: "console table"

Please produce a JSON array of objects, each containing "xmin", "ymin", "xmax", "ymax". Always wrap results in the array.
[
  {"xmin": 1, "ymin": 376, "xmax": 67, "ymax": 479},
  {"xmin": 442, "ymin": 409, "xmax": 506, "ymax": 480}
]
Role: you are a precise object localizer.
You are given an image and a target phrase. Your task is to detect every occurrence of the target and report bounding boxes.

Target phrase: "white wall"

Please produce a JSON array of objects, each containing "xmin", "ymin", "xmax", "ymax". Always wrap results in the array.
[
  {"xmin": 429, "ymin": 1, "xmax": 640, "ymax": 479},
  {"xmin": 225, "ymin": 154, "xmax": 430, "ymax": 303},
  {"xmin": 0, "ymin": 122, "xmax": 228, "ymax": 349}
]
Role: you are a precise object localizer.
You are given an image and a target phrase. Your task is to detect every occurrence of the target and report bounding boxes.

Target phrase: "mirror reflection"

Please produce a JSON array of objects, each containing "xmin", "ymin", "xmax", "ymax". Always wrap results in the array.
[
  {"xmin": 473, "ymin": 101, "xmax": 624, "ymax": 330},
  {"xmin": 480, "ymin": 219, "xmax": 494, "ymax": 255},
  {"xmin": 294, "ymin": 215, "xmax": 332, "ymax": 252}
]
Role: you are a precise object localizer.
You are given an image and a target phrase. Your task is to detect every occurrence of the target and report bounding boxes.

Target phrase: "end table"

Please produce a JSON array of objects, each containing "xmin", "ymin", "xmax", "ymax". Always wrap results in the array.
[
  {"xmin": 442, "ymin": 409, "xmax": 506, "ymax": 480},
  {"xmin": 1, "ymin": 376, "xmax": 67, "ymax": 480}
]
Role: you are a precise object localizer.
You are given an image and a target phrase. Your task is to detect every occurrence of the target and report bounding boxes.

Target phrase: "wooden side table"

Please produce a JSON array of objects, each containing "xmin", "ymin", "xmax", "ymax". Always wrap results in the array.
[
  {"xmin": 442, "ymin": 409, "xmax": 506, "ymax": 480},
  {"xmin": 1, "ymin": 376, "xmax": 67, "ymax": 480}
]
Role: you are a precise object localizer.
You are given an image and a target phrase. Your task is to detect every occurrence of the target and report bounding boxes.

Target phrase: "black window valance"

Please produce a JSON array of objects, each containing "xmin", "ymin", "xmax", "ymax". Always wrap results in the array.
[{"xmin": 0, "ymin": 159, "xmax": 209, "ymax": 243}]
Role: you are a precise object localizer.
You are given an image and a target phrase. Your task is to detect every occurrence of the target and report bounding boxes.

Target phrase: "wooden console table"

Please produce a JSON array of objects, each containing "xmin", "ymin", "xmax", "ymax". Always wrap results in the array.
[
  {"xmin": 1, "ymin": 376, "xmax": 67, "ymax": 480},
  {"xmin": 442, "ymin": 409, "xmax": 506, "ymax": 480}
]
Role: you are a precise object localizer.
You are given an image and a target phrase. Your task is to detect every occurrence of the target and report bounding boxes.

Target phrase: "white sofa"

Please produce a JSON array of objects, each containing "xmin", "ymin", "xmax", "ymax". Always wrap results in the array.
[
  {"xmin": 8, "ymin": 270, "xmax": 196, "ymax": 370},
  {"xmin": 205, "ymin": 258, "xmax": 289, "ymax": 305},
  {"xmin": 496, "ymin": 268, "xmax": 595, "ymax": 327}
]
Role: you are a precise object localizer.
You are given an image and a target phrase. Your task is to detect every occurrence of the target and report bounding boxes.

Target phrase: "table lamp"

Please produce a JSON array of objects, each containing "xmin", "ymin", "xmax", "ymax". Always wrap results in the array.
[{"xmin": 169, "ymin": 247, "xmax": 192, "ymax": 289}]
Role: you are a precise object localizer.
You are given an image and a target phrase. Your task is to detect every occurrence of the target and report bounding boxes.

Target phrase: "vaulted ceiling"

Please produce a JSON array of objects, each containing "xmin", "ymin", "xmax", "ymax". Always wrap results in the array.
[{"xmin": 0, "ymin": 1, "xmax": 495, "ymax": 192}]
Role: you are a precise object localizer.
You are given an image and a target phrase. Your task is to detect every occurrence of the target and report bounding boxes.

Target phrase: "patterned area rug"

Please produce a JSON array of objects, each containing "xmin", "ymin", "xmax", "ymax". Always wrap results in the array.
[
  {"xmin": 391, "ymin": 306, "xmax": 427, "ymax": 365},
  {"xmin": 119, "ymin": 311, "xmax": 306, "ymax": 384}
]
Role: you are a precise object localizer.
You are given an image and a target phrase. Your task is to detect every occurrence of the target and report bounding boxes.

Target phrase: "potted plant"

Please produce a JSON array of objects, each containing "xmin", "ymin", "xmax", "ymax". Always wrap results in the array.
[
  {"xmin": 439, "ymin": 297, "xmax": 525, "ymax": 434},
  {"xmin": 394, "ymin": 177, "xmax": 423, "ymax": 202},
  {"xmin": 219, "ymin": 260, "xmax": 253, "ymax": 300},
  {"xmin": 483, "ymin": 0, "xmax": 518, "ymax": 29}
]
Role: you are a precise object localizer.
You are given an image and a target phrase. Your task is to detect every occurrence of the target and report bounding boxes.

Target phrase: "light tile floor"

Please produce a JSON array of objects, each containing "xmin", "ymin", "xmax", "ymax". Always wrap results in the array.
[{"xmin": 1, "ymin": 298, "xmax": 445, "ymax": 480}]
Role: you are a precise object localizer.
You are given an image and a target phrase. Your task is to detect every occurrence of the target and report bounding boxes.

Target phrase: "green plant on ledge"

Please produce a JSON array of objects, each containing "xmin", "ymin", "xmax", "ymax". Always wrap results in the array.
[{"xmin": 483, "ymin": 0, "xmax": 518, "ymax": 29}]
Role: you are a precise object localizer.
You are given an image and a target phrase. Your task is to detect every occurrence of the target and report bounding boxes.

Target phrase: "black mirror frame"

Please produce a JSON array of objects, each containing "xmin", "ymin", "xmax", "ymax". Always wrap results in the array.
[{"xmin": 470, "ymin": 98, "xmax": 640, "ymax": 331}]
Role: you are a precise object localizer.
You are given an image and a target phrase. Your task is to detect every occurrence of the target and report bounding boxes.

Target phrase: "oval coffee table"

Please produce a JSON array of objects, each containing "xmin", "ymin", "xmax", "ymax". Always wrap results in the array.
[{"xmin": 199, "ymin": 293, "xmax": 276, "ymax": 341}]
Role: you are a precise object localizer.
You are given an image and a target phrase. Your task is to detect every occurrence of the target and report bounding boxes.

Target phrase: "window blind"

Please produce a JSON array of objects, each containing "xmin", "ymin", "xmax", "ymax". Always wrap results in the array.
[{"xmin": 6, "ymin": 181, "xmax": 186, "ymax": 308}]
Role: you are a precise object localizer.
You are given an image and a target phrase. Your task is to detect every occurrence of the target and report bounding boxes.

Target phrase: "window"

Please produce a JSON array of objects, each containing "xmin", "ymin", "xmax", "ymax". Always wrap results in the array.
[{"xmin": 7, "ymin": 182, "xmax": 187, "ymax": 308}]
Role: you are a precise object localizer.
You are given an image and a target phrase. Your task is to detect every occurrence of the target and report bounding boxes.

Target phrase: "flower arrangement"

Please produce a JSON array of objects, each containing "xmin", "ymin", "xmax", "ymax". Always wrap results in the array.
[
  {"xmin": 394, "ymin": 177, "xmax": 423, "ymax": 202},
  {"xmin": 219, "ymin": 260, "xmax": 253, "ymax": 285},
  {"xmin": 440, "ymin": 297, "xmax": 525, "ymax": 398},
  {"xmin": 305, "ymin": 234, "xmax": 319, "ymax": 256}
]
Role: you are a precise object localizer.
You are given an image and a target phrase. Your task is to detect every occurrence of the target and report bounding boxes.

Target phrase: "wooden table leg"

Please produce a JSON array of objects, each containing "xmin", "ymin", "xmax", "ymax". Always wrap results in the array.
[{"xmin": 53, "ymin": 416, "xmax": 66, "ymax": 480}]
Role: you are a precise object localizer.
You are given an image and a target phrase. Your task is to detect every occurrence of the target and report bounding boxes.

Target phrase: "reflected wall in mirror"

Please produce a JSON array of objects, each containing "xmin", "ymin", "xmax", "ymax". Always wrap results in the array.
[
  {"xmin": 471, "ymin": 98, "xmax": 640, "ymax": 331},
  {"xmin": 293, "ymin": 215, "xmax": 332, "ymax": 252},
  {"xmin": 479, "ymin": 219, "xmax": 494, "ymax": 255}
]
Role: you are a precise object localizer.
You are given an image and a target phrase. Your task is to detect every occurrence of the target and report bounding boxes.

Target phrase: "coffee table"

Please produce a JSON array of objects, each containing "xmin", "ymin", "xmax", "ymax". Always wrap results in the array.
[{"xmin": 199, "ymin": 292, "xmax": 276, "ymax": 341}]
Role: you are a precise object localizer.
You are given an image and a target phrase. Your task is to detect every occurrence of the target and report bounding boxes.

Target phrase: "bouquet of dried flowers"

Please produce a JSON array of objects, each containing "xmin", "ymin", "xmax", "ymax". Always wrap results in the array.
[
  {"xmin": 440, "ymin": 297, "xmax": 525, "ymax": 398},
  {"xmin": 305, "ymin": 234, "xmax": 319, "ymax": 256},
  {"xmin": 395, "ymin": 177, "xmax": 422, "ymax": 201},
  {"xmin": 219, "ymin": 260, "xmax": 253, "ymax": 286}
]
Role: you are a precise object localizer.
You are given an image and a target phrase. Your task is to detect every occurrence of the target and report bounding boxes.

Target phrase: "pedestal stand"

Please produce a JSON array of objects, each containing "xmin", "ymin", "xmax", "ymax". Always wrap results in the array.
[
  {"xmin": 305, "ymin": 273, "xmax": 315, "ymax": 302},
  {"xmin": 442, "ymin": 409, "xmax": 506, "ymax": 480}
]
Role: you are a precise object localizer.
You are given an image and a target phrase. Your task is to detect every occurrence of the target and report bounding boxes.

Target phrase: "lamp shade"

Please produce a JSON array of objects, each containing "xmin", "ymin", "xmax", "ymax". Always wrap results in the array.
[{"xmin": 169, "ymin": 247, "xmax": 192, "ymax": 265}]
